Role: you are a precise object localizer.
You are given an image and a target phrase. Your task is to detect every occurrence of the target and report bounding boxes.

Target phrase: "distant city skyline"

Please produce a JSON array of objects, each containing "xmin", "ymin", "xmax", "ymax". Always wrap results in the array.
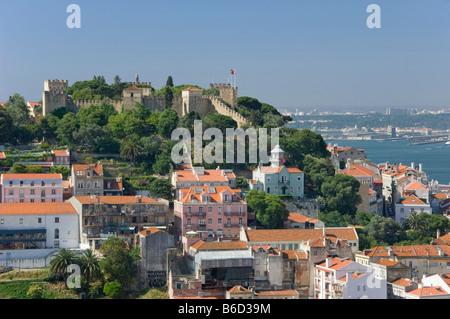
[{"xmin": 1, "ymin": 0, "xmax": 449, "ymax": 110}]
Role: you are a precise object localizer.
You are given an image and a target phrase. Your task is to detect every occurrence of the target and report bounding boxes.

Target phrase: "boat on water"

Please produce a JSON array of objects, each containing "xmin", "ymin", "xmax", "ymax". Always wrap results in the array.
[{"xmin": 446, "ymin": 141, "xmax": 450, "ymax": 145}]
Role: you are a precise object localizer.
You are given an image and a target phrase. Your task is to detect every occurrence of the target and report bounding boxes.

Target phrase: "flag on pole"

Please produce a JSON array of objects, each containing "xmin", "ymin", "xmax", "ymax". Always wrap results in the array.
[{"xmin": 231, "ymin": 69, "xmax": 235, "ymax": 75}]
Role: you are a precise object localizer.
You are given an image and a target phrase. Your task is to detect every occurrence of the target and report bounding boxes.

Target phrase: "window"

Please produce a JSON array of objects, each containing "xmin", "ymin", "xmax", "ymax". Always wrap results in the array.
[
  {"xmin": 41, "ymin": 181, "xmax": 45, "ymax": 186},
  {"xmin": 54, "ymin": 241, "xmax": 60, "ymax": 248},
  {"xmin": 218, "ymin": 218, "xmax": 222, "ymax": 224},
  {"xmin": 208, "ymin": 218, "xmax": 212, "ymax": 225},
  {"xmin": 239, "ymin": 218, "xmax": 242, "ymax": 226},
  {"xmin": 187, "ymin": 207, "xmax": 191, "ymax": 214},
  {"xmin": 208, "ymin": 206, "xmax": 212, "ymax": 213},
  {"xmin": 77, "ymin": 182, "xmax": 84, "ymax": 189},
  {"xmin": 267, "ymin": 187, "xmax": 270, "ymax": 193},
  {"xmin": 77, "ymin": 171, "xmax": 82, "ymax": 176},
  {"xmin": 87, "ymin": 182, "xmax": 91, "ymax": 189},
  {"xmin": 199, "ymin": 219, "xmax": 206, "ymax": 226},
  {"xmin": 19, "ymin": 189, "xmax": 24, "ymax": 197},
  {"xmin": 30, "ymin": 199, "xmax": 34, "ymax": 203},
  {"xmin": 41, "ymin": 190, "xmax": 46, "ymax": 197},
  {"xmin": 30, "ymin": 189, "xmax": 35, "ymax": 195},
  {"xmin": 0, "ymin": 219, "xmax": 4, "ymax": 224},
  {"xmin": 31, "ymin": 181, "xmax": 35, "ymax": 187},
  {"xmin": 199, "ymin": 207, "xmax": 203, "ymax": 214},
  {"xmin": 227, "ymin": 218, "xmax": 231, "ymax": 226},
  {"xmin": 8, "ymin": 190, "xmax": 13, "ymax": 196},
  {"xmin": 55, "ymin": 217, "xmax": 59, "ymax": 223},
  {"xmin": 19, "ymin": 218, "xmax": 23, "ymax": 224},
  {"xmin": 54, "ymin": 229, "xmax": 59, "ymax": 239},
  {"xmin": 218, "ymin": 207, "xmax": 222, "ymax": 214},
  {"xmin": 187, "ymin": 218, "xmax": 191, "ymax": 226},
  {"xmin": 297, "ymin": 176, "xmax": 301, "ymax": 181},
  {"xmin": 38, "ymin": 218, "xmax": 42, "ymax": 224},
  {"xmin": 20, "ymin": 181, "xmax": 23, "ymax": 186},
  {"xmin": 52, "ymin": 181, "xmax": 55, "ymax": 187},
  {"xmin": 9, "ymin": 181, "xmax": 12, "ymax": 186},
  {"xmin": 51, "ymin": 189, "xmax": 56, "ymax": 195}
]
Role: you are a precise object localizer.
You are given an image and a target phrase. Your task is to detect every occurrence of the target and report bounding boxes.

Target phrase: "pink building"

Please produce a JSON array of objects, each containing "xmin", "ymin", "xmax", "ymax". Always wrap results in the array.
[
  {"xmin": 174, "ymin": 185, "xmax": 247, "ymax": 243},
  {"xmin": 52, "ymin": 149, "xmax": 70, "ymax": 167},
  {"xmin": 1, "ymin": 173, "xmax": 63, "ymax": 203}
]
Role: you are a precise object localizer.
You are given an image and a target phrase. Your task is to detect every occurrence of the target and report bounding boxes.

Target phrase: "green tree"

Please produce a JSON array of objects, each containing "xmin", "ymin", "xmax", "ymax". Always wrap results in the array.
[
  {"xmin": 365, "ymin": 215, "xmax": 402, "ymax": 245},
  {"xmin": 37, "ymin": 114, "xmax": 59, "ymax": 142},
  {"xmin": 11, "ymin": 162, "xmax": 28, "ymax": 173},
  {"xmin": 166, "ymin": 76, "xmax": 174, "ymax": 87},
  {"xmin": 302, "ymin": 154, "xmax": 335, "ymax": 195},
  {"xmin": 56, "ymin": 112, "xmax": 79, "ymax": 145},
  {"xmin": 79, "ymin": 249, "xmax": 102, "ymax": 287},
  {"xmin": 99, "ymin": 237, "xmax": 133, "ymax": 286},
  {"xmin": 49, "ymin": 248, "xmax": 80, "ymax": 285},
  {"xmin": 148, "ymin": 178, "xmax": 174, "ymax": 200},
  {"xmin": 4, "ymin": 93, "xmax": 30, "ymax": 126},
  {"xmin": 236, "ymin": 176, "xmax": 249, "ymax": 190},
  {"xmin": 27, "ymin": 285, "xmax": 44, "ymax": 299},
  {"xmin": 403, "ymin": 211, "xmax": 427, "ymax": 234},
  {"xmin": 202, "ymin": 113, "xmax": 237, "ymax": 133},
  {"xmin": 247, "ymin": 190, "xmax": 289, "ymax": 229},
  {"xmin": 320, "ymin": 174, "xmax": 361, "ymax": 216},
  {"xmin": 120, "ymin": 136, "xmax": 141, "ymax": 164},
  {"xmin": 0, "ymin": 108, "xmax": 14, "ymax": 143},
  {"xmin": 152, "ymin": 152, "xmax": 172, "ymax": 175},
  {"xmin": 157, "ymin": 109, "xmax": 179, "ymax": 138},
  {"xmin": 318, "ymin": 210, "xmax": 352, "ymax": 227},
  {"xmin": 50, "ymin": 166, "xmax": 71, "ymax": 180}
]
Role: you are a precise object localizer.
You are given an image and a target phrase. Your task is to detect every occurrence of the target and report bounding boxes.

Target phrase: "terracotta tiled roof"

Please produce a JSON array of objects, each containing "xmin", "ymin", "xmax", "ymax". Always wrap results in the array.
[
  {"xmin": 391, "ymin": 278, "xmax": 415, "ymax": 287},
  {"xmin": 405, "ymin": 180, "xmax": 428, "ymax": 191},
  {"xmin": 317, "ymin": 257, "xmax": 353, "ymax": 270},
  {"xmin": 72, "ymin": 164, "xmax": 103, "ymax": 176},
  {"xmin": 73, "ymin": 195, "xmax": 160, "ymax": 205},
  {"xmin": 375, "ymin": 258, "xmax": 400, "ymax": 267},
  {"xmin": 337, "ymin": 164, "xmax": 375, "ymax": 177},
  {"xmin": 337, "ymin": 272, "xmax": 366, "ymax": 282},
  {"xmin": 435, "ymin": 233, "xmax": 450, "ymax": 245},
  {"xmin": 287, "ymin": 213, "xmax": 319, "ymax": 224},
  {"xmin": 251, "ymin": 245, "xmax": 279, "ymax": 255},
  {"xmin": 399, "ymin": 194, "xmax": 428, "ymax": 206},
  {"xmin": 191, "ymin": 240, "xmax": 248, "ymax": 251},
  {"xmin": 125, "ymin": 85, "xmax": 141, "ymax": 90},
  {"xmin": 408, "ymin": 287, "xmax": 448, "ymax": 296},
  {"xmin": 182, "ymin": 87, "xmax": 202, "ymax": 91},
  {"xmin": 179, "ymin": 186, "xmax": 243, "ymax": 204},
  {"xmin": 308, "ymin": 237, "xmax": 349, "ymax": 247},
  {"xmin": 138, "ymin": 227, "xmax": 164, "ymax": 237},
  {"xmin": 52, "ymin": 149, "xmax": 69, "ymax": 156},
  {"xmin": 432, "ymin": 193, "xmax": 449, "ymax": 200},
  {"xmin": 256, "ymin": 166, "xmax": 303, "ymax": 174},
  {"xmin": 245, "ymin": 228, "xmax": 358, "ymax": 243},
  {"xmin": 228, "ymin": 286, "xmax": 250, "ymax": 293},
  {"xmin": 281, "ymin": 250, "xmax": 307, "ymax": 260},
  {"xmin": 255, "ymin": 290, "xmax": 299, "ymax": 297},
  {"xmin": 174, "ymin": 168, "xmax": 235, "ymax": 183},
  {"xmin": 1, "ymin": 173, "xmax": 62, "ymax": 180},
  {"xmin": 0, "ymin": 202, "xmax": 77, "ymax": 215},
  {"xmin": 0, "ymin": 152, "xmax": 5, "ymax": 160},
  {"xmin": 364, "ymin": 245, "xmax": 450, "ymax": 258}
]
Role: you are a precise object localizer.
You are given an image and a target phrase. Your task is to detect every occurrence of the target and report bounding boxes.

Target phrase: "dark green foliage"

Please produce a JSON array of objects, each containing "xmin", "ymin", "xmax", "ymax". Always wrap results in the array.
[
  {"xmin": 103, "ymin": 281, "xmax": 125, "ymax": 299},
  {"xmin": 247, "ymin": 190, "xmax": 289, "ymax": 229}
]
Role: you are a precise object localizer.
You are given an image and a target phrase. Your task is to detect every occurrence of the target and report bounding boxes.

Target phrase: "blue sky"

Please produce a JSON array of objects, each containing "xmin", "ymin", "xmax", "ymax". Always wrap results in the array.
[{"xmin": 0, "ymin": 0, "xmax": 449, "ymax": 111}]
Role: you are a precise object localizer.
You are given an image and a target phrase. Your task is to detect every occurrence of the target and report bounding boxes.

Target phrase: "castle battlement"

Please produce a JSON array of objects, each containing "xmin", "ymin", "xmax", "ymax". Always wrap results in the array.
[{"xmin": 210, "ymin": 83, "xmax": 235, "ymax": 89}]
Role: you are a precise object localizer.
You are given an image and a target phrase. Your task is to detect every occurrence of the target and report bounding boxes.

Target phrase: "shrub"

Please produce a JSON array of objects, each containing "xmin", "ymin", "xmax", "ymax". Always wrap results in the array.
[
  {"xmin": 27, "ymin": 285, "xmax": 44, "ymax": 299},
  {"xmin": 103, "ymin": 281, "xmax": 125, "ymax": 299}
]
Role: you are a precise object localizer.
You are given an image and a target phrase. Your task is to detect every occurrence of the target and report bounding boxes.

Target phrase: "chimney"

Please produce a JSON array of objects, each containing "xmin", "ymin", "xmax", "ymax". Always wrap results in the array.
[
  {"xmin": 325, "ymin": 257, "xmax": 333, "ymax": 268},
  {"xmin": 437, "ymin": 229, "xmax": 441, "ymax": 239},
  {"xmin": 323, "ymin": 226, "xmax": 326, "ymax": 237},
  {"xmin": 419, "ymin": 163, "xmax": 423, "ymax": 172},
  {"xmin": 346, "ymin": 272, "xmax": 352, "ymax": 282},
  {"xmin": 411, "ymin": 162, "xmax": 415, "ymax": 169}
]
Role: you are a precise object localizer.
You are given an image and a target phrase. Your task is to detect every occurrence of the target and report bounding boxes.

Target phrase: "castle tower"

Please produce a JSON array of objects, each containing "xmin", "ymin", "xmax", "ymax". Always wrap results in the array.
[
  {"xmin": 42, "ymin": 80, "xmax": 69, "ymax": 116},
  {"xmin": 181, "ymin": 87, "xmax": 203, "ymax": 116},
  {"xmin": 123, "ymin": 85, "xmax": 143, "ymax": 110},
  {"xmin": 270, "ymin": 145, "xmax": 286, "ymax": 168},
  {"xmin": 209, "ymin": 83, "xmax": 238, "ymax": 108}
]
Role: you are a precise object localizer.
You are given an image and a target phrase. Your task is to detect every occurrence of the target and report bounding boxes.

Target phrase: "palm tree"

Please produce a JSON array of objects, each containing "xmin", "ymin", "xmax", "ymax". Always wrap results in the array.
[
  {"xmin": 80, "ymin": 249, "xmax": 102, "ymax": 286},
  {"xmin": 404, "ymin": 211, "xmax": 426, "ymax": 234},
  {"xmin": 120, "ymin": 138, "xmax": 140, "ymax": 164},
  {"xmin": 49, "ymin": 248, "xmax": 80, "ymax": 285}
]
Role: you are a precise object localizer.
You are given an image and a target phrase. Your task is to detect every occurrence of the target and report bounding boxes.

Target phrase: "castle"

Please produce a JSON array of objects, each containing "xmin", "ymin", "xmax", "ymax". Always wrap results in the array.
[{"xmin": 42, "ymin": 77, "xmax": 248, "ymax": 127}]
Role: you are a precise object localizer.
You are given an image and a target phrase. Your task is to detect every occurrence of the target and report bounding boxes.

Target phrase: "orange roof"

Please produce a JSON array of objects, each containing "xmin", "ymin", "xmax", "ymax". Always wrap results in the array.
[
  {"xmin": 52, "ymin": 149, "xmax": 69, "ymax": 156},
  {"xmin": 281, "ymin": 250, "xmax": 307, "ymax": 259},
  {"xmin": 72, "ymin": 195, "xmax": 161, "ymax": 205},
  {"xmin": 287, "ymin": 213, "xmax": 319, "ymax": 224},
  {"xmin": 0, "ymin": 202, "xmax": 77, "ymax": 215},
  {"xmin": 174, "ymin": 168, "xmax": 235, "ymax": 183},
  {"xmin": 399, "ymin": 194, "xmax": 428, "ymax": 206},
  {"xmin": 337, "ymin": 272, "xmax": 366, "ymax": 282},
  {"xmin": 408, "ymin": 287, "xmax": 448, "ymax": 296},
  {"xmin": 138, "ymin": 227, "xmax": 164, "ymax": 237},
  {"xmin": 375, "ymin": 258, "xmax": 400, "ymax": 267},
  {"xmin": 433, "ymin": 193, "xmax": 449, "ymax": 199},
  {"xmin": 391, "ymin": 278, "xmax": 415, "ymax": 287},
  {"xmin": 317, "ymin": 257, "xmax": 353, "ymax": 270},
  {"xmin": 338, "ymin": 164, "xmax": 375, "ymax": 177},
  {"xmin": 179, "ymin": 185, "xmax": 243, "ymax": 204},
  {"xmin": 405, "ymin": 180, "xmax": 428, "ymax": 191},
  {"xmin": 245, "ymin": 228, "xmax": 358, "ymax": 243},
  {"xmin": 191, "ymin": 240, "xmax": 248, "ymax": 251},
  {"xmin": 182, "ymin": 87, "xmax": 202, "ymax": 91},
  {"xmin": 1, "ymin": 173, "xmax": 62, "ymax": 180},
  {"xmin": 256, "ymin": 166, "xmax": 303, "ymax": 174},
  {"xmin": 255, "ymin": 290, "xmax": 299, "ymax": 297},
  {"xmin": 308, "ymin": 237, "xmax": 349, "ymax": 247},
  {"xmin": 435, "ymin": 233, "xmax": 450, "ymax": 245},
  {"xmin": 228, "ymin": 286, "xmax": 251, "ymax": 294},
  {"xmin": 0, "ymin": 152, "xmax": 6, "ymax": 160},
  {"xmin": 364, "ymin": 245, "xmax": 450, "ymax": 258},
  {"xmin": 125, "ymin": 85, "xmax": 141, "ymax": 91},
  {"xmin": 72, "ymin": 164, "xmax": 103, "ymax": 176}
]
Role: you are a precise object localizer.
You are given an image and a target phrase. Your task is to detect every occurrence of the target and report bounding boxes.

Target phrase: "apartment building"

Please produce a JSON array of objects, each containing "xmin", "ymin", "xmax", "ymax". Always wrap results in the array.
[
  {"xmin": 174, "ymin": 185, "xmax": 247, "ymax": 244},
  {"xmin": 71, "ymin": 163, "xmax": 104, "ymax": 196},
  {"xmin": 1, "ymin": 173, "xmax": 63, "ymax": 203}
]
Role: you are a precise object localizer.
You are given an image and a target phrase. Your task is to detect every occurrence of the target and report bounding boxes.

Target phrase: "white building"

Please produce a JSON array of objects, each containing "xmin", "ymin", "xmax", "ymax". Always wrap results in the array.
[
  {"xmin": 314, "ymin": 257, "xmax": 387, "ymax": 299},
  {"xmin": 0, "ymin": 202, "xmax": 80, "ymax": 268},
  {"xmin": 395, "ymin": 194, "xmax": 432, "ymax": 225}
]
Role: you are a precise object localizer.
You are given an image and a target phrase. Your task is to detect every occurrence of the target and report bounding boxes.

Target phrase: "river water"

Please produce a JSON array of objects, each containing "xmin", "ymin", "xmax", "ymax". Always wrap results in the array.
[{"xmin": 326, "ymin": 139, "xmax": 450, "ymax": 185}]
